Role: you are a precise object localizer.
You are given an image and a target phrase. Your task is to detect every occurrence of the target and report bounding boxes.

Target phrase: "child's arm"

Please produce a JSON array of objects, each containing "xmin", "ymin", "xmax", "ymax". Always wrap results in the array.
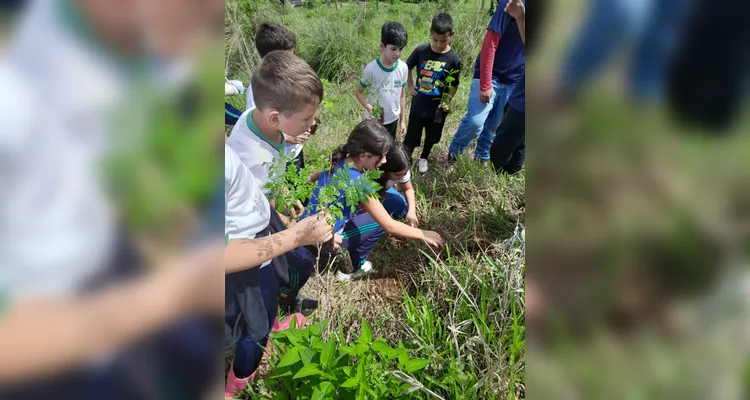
[
  {"xmin": 399, "ymin": 85, "xmax": 407, "ymax": 135},
  {"xmin": 360, "ymin": 196, "xmax": 443, "ymax": 248},
  {"xmin": 407, "ymin": 67, "xmax": 417, "ymax": 96},
  {"xmin": 225, "ymin": 212, "xmax": 335, "ymax": 274},
  {"xmin": 309, "ymin": 171, "xmax": 322, "ymax": 183},
  {"xmin": 399, "ymin": 180, "xmax": 419, "ymax": 227},
  {"xmin": 0, "ymin": 242, "xmax": 224, "ymax": 384},
  {"xmin": 355, "ymin": 83, "xmax": 373, "ymax": 114}
]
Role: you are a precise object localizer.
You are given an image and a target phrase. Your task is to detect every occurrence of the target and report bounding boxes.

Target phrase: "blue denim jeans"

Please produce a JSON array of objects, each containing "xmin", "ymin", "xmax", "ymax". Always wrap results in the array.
[
  {"xmin": 560, "ymin": 0, "xmax": 692, "ymax": 100},
  {"xmin": 382, "ymin": 188, "xmax": 408, "ymax": 220},
  {"xmin": 448, "ymin": 78, "xmax": 516, "ymax": 161}
]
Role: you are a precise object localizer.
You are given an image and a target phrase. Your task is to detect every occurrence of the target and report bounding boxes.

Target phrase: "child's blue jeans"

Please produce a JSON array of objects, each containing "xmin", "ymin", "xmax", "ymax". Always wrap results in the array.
[
  {"xmin": 382, "ymin": 188, "xmax": 408, "ymax": 220},
  {"xmin": 448, "ymin": 78, "xmax": 516, "ymax": 161}
]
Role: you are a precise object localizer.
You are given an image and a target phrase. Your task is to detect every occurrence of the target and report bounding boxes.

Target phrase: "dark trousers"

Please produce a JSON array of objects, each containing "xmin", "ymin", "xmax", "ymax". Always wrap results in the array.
[
  {"xmin": 383, "ymin": 119, "xmax": 399, "ymax": 139},
  {"xmin": 225, "ymin": 208, "xmax": 315, "ymax": 378},
  {"xmin": 225, "ymin": 102, "xmax": 242, "ymax": 126},
  {"xmin": 403, "ymin": 113, "xmax": 446, "ymax": 160},
  {"xmin": 231, "ymin": 265, "xmax": 277, "ymax": 378},
  {"xmin": 490, "ymin": 107, "xmax": 525, "ymax": 175}
]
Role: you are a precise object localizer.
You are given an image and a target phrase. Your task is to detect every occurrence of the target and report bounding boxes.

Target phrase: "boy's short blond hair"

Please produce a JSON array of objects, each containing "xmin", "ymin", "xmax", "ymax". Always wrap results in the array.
[{"xmin": 251, "ymin": 51, "xmax": 323, "ymax": 116}]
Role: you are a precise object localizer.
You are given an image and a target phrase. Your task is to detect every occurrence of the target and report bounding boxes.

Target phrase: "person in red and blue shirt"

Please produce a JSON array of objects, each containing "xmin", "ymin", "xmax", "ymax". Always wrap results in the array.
[
  {"xmin": 448, "ymin": 0, "xmax": 525, "ymax": 163},
  {"xmin": 490, "ymin": 0, "xmax": 526, "ymax": 175}
]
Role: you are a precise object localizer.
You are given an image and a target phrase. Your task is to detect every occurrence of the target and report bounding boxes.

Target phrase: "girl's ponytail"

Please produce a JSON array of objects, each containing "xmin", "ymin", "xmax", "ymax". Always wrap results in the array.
[{"xmin": 329, "ymin": 144, "xmax": 348, "ymax": 172}]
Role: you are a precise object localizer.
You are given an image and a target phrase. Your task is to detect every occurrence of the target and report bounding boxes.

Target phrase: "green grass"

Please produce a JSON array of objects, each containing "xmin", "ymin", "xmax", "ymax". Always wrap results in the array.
[{"xmin": 225, "ymin": 1, "xmax": 525, "ymax": 398}]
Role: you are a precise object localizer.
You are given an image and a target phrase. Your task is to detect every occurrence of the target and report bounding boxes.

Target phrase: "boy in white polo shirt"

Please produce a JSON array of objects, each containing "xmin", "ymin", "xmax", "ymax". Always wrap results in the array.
[
  {"xmin": 225, "ymin": 51, "xmax": 327, "ymax": 393},
  {"xmin": 224, "ymin": 143, "xmax": 336, "ymax": 397},
  {"xmin": 243, "ymin": 22, "xmax": 310, "ymax": 172},
  {"xmin": 226, "ymin": 50, "xmax": 315, "ymax": 194},
  {"xmin": 355, "ymin": 21, "xmax": 409, "ymax": 139}
]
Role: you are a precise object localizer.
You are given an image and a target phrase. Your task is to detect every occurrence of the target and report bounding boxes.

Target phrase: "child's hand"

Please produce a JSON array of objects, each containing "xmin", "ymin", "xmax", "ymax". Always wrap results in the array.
[
  {"xmin": 365, "ymin": 104, "xmax": 374, "ymax": 114},
  {"xmin": 294, "ymin": 199, "xmax": 305, "ymax": 213},
  {"xmin": 399, "ymin": 121, "xmax": 407, "ymax": 136},
  {"xmin": 293, "ymin": 212, "xmax": 334, "ymax": 247},
  {"xmin": 504, "ymin": 0, "xmax": 525, "ymax": 20},
  {"xmin": 439, "ymin": 102, "xmax": 450, "ymax": 113},
  {"xmin": 421, "ymin": 230, "xmax": 444, "ymax": 248},
  {"xmin": 286, "ymin": 132, "xmax": 310, "ymax": 145},
  {"xmin": 405, "ymin": 211, "xmax": 419, "ymax": 227},
  {"xmin": 408, "ymin": 83, "xmax": 417, "ymax": 97},
  {"xmin": 332, "ymin": 234, "xmax": 343, "ymax": 250}
]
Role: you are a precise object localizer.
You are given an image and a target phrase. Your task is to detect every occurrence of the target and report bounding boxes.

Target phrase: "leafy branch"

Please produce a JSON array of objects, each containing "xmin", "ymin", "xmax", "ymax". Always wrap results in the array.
[
  {"xmin": 264, "ymin": 151, "xmax": 383, "ymax": 230},
  {"xmin": 433, "ymin": 68, "xmax": 460, "ymax": 106}
]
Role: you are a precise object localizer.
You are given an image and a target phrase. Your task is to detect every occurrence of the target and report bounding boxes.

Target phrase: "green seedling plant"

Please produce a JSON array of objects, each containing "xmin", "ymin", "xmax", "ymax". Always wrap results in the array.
[
  {"xmin": 265, "ymin": 153, "xmax": 327, "ymax": 218},
  {"xmin": 107, "ymin": 52, "xmax": 222, "ymax": 238},
  {"xmin": 265, "ymin": 152, "xmax": 384, "ymax": 252},
  {"xmin": 433, "ymin": 68, "xmax": 460, "ymax": 123},
  {"xmin": 361, "ymin": 76, "xmax": 399, "ymax": 125},
  {"xmin": 254, "ymin": 317, "xmax": 433, "ymax": 400}
]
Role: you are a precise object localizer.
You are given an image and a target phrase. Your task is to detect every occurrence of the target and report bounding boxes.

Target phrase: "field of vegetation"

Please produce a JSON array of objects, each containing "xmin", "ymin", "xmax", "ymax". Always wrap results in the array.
[{"xmin": 225, "ymin": 1, "xmax": 525, "ymax": 399}]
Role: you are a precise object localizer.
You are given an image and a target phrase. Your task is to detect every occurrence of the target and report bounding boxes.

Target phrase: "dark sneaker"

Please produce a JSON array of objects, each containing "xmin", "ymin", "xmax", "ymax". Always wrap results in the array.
[{"xmin": 281, "ymin": 294, "xmax": 319, "ymax": 317}]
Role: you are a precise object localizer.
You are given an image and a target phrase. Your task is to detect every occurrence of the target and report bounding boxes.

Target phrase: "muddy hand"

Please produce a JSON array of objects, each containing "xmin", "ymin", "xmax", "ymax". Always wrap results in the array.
[{"xmin": 293, "ymin": 211, "xmax": 334, "ymax": 247}]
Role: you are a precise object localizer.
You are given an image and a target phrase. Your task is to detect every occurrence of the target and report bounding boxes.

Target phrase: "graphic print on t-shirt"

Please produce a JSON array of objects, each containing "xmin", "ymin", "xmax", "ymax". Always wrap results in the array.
[{"xmin": 417, "ymin": 60, "xmax": 448, "ymax": 96}]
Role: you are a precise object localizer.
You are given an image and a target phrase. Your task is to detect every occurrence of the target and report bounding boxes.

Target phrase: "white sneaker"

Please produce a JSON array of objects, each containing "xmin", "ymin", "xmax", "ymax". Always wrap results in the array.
[
  {"xmin": 335, "ymin": 261, "xmax": 373, "ymax": 282},
  {"xmin": 417, "ymin": 158, "xmax": 429, "ymax": 173}
]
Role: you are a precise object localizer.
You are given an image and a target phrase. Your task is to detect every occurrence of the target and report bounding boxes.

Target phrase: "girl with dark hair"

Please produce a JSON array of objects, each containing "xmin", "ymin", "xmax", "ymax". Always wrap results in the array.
[
  {"xmin": 302, "ymin": 120, "xmax": 444, "ymax": 281},
  {"xmin": 378, "ymin": 142, "xmax": 419, "ymax": 227}
]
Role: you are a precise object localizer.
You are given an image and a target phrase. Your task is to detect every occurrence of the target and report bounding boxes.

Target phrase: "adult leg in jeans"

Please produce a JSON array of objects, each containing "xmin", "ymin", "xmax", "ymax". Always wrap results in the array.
[
  {"xmin": 382, "ymin": 188, "xmax": 408, "ymax": 220},
  {"xmin": 490, "ymin": 108, "xmax": 525, "ymax": 174},
  {"xmin": 449, "ymin": 79, "xmax": 511, "ymax": 158},
  {"xmin": 559, "ymin": 0, "xmax": 649, "ymax": 97},
  {"xmin": 339, "ymin": 212, "xmax": 386, "ymax": 271},
  {"xmin": 474, "ymin": 80, "xmax": 516, "ymax": 161},
  {"xmin": 627, "ymin": 0, "xmax": 692, "ymax": 101}
]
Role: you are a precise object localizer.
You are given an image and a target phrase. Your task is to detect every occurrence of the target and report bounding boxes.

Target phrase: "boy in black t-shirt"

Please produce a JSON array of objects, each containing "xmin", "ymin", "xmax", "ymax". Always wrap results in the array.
[{"xmin": 405, "ymin": 13, "xmax": 462, "ymax": 173}]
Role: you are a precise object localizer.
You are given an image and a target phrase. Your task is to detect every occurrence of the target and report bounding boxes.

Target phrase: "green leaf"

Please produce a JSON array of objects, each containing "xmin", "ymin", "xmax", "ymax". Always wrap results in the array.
[
  {"xmin": 276, "ymin": 346, "xmax": 303, "ymax": 368},
  {"xmin": 341, "ymin": 376, "xmax": 359, "ymax": 388},
  {"xmin": 357, "ymin": 359, "xmax": 366, "ymax": 380},
  {"xmin": 309, "ymin": 321, "xmax": 323, "ymax": 337},
  {"xmin": 299, "ymin": 348, "xmax": 316, "ymax": 366},
  {"xmin": 312, "ymin": 382, "xmax": 335, "ymax": 400},
  {"xmin": 320, "ymin": 340, "xmax": 336, "ymax": 368},
  {"xmin": 342, "ymin": 366, "xmax": 354, "ymax": 377},
  {"xmin": 267, "ymin": 364, "xmax": 295, "ymax": 379},
  {"xmin": 350, "ymin": 341, "xmax": 368, "ymax": 356},
  {"xmin": 390, "ymin": 347, "xmax": 406, "ymax": 358},
  {"xmin": 310, "ymin": 336, "xmax": 324, "ymax": 350},
  {"xmin": 293, "ymin": 363, "xmax": 323, "ymax": 380},
  {"xmin": 333, "ymin": 353, "xmax": 351, "ymax": 369},
  {"xmin": 405, "ymin": 358, "xmax": 430, "ymax": 373},
  {"xmin": 285, "ymin": 329, "xmax": 305, "ymax": 346},
  {"xmin": 360, "ymin": 318, "xmax": 373, "ymax": 344},
  {"xmin": 371, "ymin": 339, "xmax": 393, "ymax": 356}
]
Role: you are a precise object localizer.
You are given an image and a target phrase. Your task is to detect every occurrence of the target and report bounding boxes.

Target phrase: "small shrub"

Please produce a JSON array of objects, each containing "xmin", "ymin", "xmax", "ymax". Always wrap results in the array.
[{"xmin": 254, "ymin": 318, "xmax": 433, "ymax": 399}]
